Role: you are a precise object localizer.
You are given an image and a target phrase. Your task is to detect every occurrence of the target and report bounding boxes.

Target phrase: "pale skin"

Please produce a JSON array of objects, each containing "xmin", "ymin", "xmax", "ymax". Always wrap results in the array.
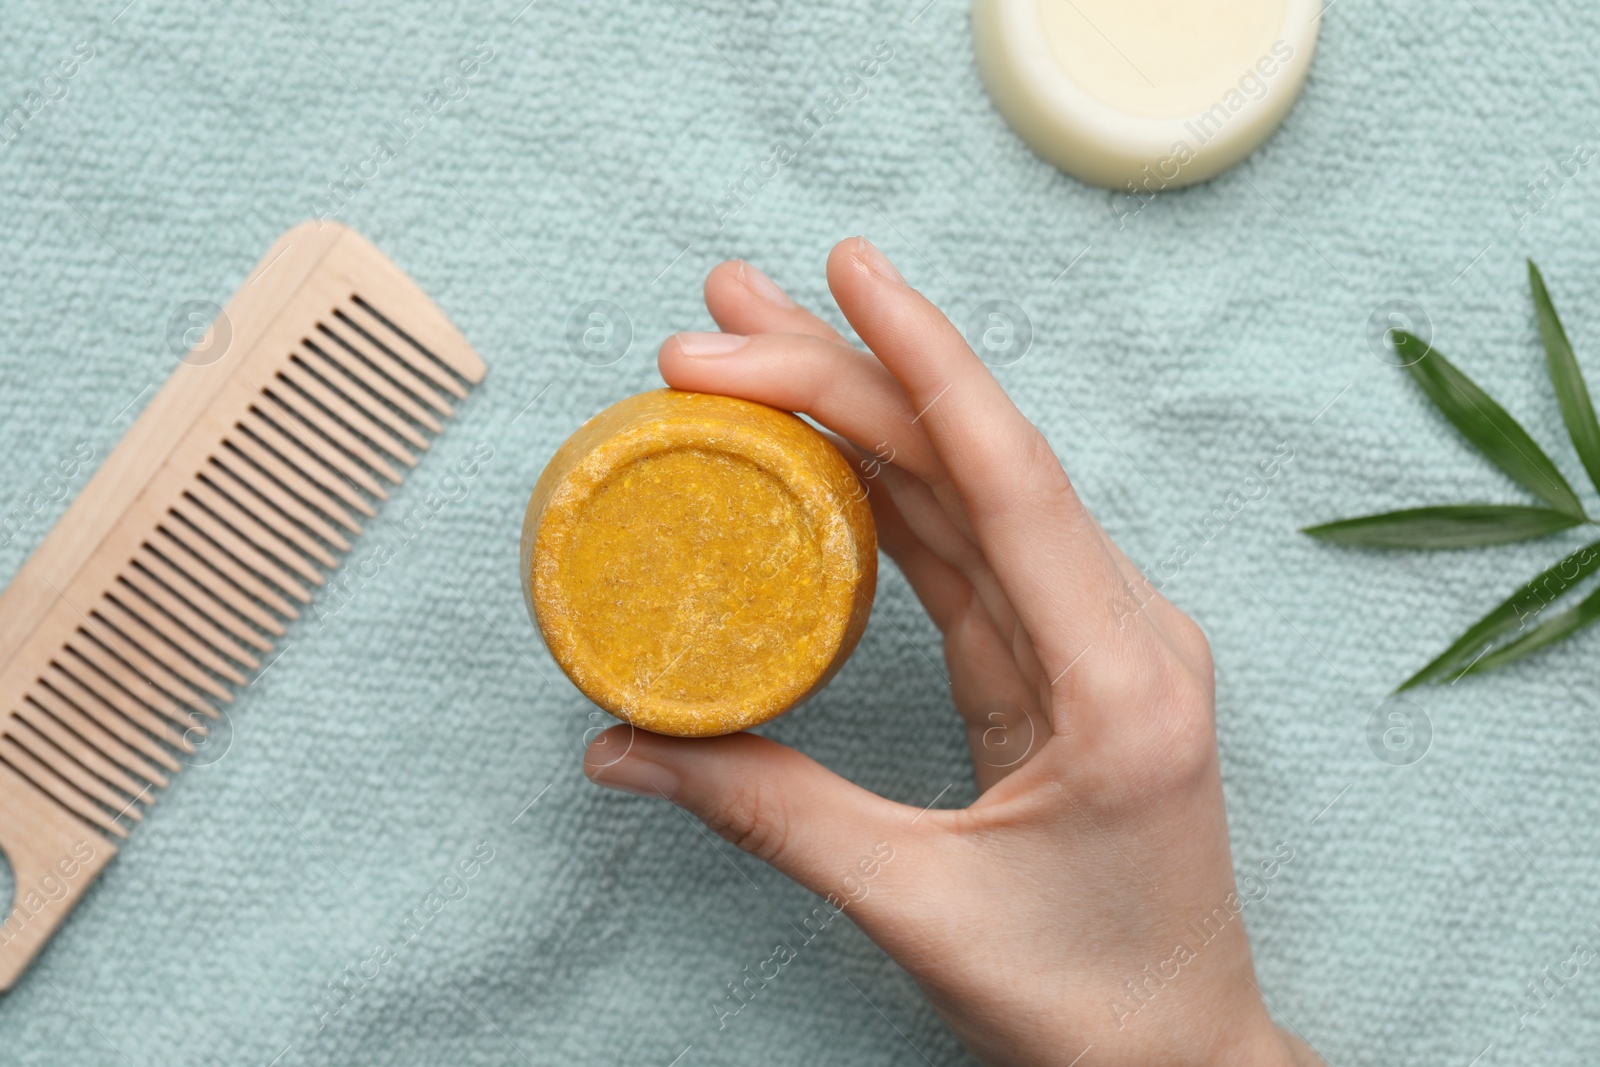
[{"xmin": 583, "ymin": 237, "xmax": 1322, "ymax": 1067}]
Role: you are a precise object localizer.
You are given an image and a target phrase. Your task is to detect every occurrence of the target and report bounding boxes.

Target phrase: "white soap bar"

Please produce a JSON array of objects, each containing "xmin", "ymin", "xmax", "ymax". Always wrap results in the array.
[{"xmin": 972, "ymin": 0, "xmax": 1319, "ymax": 190}]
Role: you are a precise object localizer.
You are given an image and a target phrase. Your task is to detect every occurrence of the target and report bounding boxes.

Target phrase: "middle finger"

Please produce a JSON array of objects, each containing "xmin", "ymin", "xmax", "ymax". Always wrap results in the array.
[{"xmin": 659, "ymin": 330, "xmax": 945, "ymax": 484}]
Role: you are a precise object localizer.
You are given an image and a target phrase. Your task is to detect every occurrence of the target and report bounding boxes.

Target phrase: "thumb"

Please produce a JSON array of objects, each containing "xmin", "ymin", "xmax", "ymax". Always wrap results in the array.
[{"xmin": 584, "ymin": 725, "xmax": 916, "ymax": 905}]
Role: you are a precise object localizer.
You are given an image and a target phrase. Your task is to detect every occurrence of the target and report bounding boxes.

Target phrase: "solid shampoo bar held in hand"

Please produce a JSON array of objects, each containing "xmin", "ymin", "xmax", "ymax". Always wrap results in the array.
[{"xmin": 521, "ymin": 389, "xmax": 876, "ymax": 738}]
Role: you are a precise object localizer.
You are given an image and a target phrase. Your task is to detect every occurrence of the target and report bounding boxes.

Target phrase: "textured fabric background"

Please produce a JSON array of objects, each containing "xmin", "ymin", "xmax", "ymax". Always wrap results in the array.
[{"xmin": 2, "ymin": 1, "xmax": 1599, "ymax": 1063}]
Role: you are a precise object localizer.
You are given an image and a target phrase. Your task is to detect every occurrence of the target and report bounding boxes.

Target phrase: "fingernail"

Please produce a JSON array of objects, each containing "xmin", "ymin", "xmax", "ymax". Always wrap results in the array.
[
  {"xmin": 587, "ymin": 755, "xmax": 680, "ymax": 799},
  {"xmin": 854, "ymin": 236, "xmax": 904, "ymax": 286},
  {"xmin": 676, "ymin": 331, "xmax": 748, "ymax": 357},
  {"xmin": 736, "ymin": 261, "xmax": 795, "ymax": 307}
]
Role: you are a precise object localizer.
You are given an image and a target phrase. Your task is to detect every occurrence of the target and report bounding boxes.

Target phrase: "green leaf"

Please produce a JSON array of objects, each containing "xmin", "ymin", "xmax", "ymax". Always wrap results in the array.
[
  {"xmin": 1457, "ymin": 582, "xmax": 1600, "ymax": 678},
  {"xmin": 1395, "ymin": 331, "xmax": 1585, "ymax": 517},
  {"xmin": 1300, "ymin": 504, "xmax": 1585, "ymax": 549},
  {"xmin": 1529, "ymin": 260, "xmax": 1600, "ymax": 497},
  {"xmin": 1396, "ymin": 537, "xmax": 1600, "ymax": 690}
]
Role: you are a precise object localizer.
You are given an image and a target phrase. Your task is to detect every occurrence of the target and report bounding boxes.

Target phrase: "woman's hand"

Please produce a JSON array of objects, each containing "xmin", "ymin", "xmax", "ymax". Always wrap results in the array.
[{"xmin": 583, "ymin": 237, "xmax": 1319, "ymax": 1067}]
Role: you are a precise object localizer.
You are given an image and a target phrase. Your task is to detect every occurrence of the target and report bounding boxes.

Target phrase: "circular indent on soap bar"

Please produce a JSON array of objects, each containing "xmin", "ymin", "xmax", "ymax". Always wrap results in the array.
[
  {"xmin": 972, "ymin": 0, "xmax": 1319, "ymax": 189},
  {"xmin": 557, "ymin": 447, "xmax": 828, "ymax": 708},
  {"xmin": 522, "ymin": 390, "xmax": 876, "ymax": 738}
]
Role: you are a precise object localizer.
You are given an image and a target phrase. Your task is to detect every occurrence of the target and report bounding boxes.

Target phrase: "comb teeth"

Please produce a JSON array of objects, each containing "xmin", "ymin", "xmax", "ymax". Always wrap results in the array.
[
  {"xmin": 3, "ymin": 288, "xmax": 477, "ymax": 829},
  {"xmin": 0, "ymin": 224, "xmax": 485, "ymax": 989}
]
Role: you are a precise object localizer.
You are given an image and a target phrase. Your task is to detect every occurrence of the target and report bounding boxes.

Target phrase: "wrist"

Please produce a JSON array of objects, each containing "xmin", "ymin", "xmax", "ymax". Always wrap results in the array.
[{"xmin": 1210, "ymin": 1018, "xmax": 1321, "ymax": 1067}]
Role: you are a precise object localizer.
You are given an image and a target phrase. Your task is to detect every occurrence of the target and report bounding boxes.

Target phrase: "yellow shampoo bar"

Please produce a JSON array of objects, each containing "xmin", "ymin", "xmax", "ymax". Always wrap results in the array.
[{"xmin": 521, "ymin": 390, "xmax": 877, "ymax": 737}]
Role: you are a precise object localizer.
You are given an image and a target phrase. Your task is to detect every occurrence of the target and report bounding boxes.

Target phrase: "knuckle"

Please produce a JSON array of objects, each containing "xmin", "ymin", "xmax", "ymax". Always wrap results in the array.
[
  {"xmin": 1020, "ymin": 428, "xmax": 1073, "ymax": 500},
  {"xmin": 1146, "ymin": 669, "xmax": 1218, "ymax": 792},
  {"xmin": 1076, "ymin": 638, "xmax": 1166, "ymax": 709},
  {"xmin": 702, "ymin": 787, "xmax": 788, "ymax": 866},
  {"xmin": 1079, "ymin": 650, "xmax": 1218, "ymax": 798},
  {"xmin": 1169, "ymin": 613, "xmax": 1216, "ymax": 685}
]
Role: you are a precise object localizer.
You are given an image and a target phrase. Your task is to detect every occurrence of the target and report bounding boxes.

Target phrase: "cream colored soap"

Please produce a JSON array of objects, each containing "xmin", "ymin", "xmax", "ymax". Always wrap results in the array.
[
  {"xmin": 521, "ymin": 390, "xmax": 877, "ymax": 738},
  {"xmin": 972, "ymin": 0, "xmax": 1319, "ymax": 189}
]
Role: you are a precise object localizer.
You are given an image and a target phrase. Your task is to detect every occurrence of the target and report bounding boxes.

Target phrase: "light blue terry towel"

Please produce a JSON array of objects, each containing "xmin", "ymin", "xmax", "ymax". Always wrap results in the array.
[{"xmin": 2, "ymin": 0, "xmax": 1600, "ymax": 1063}]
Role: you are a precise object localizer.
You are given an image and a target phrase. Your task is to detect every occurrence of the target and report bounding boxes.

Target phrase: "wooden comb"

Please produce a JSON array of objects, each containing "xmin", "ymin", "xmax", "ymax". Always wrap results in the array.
[{"xmin": 0, "ymin": 221, "xmax": 486, "ymax": 989}]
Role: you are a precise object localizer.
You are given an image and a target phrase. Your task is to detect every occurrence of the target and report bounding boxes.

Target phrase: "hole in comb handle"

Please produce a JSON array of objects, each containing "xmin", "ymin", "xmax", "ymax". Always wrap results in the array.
[{"xmin": 0, "ymin": 757, "xmax": 120, "ymax": 991}]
